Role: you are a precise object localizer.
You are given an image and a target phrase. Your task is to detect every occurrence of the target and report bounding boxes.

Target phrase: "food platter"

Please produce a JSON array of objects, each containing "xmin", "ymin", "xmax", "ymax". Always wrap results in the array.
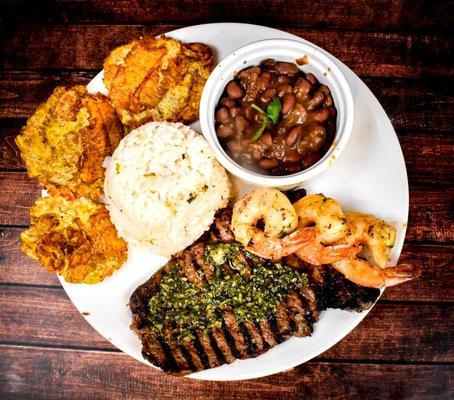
[{"xmin": 46, "ymin": 23, "xmax": 411, "ymax": 380}]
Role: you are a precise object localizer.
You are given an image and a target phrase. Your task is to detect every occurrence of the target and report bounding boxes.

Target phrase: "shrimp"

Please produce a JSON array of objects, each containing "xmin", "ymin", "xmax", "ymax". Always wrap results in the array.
[
  {"xmin": 293, "ymin": 194, "xmax": 348, "ymax": 244},
  {"xmin": 331, "ymin": 259, "xmax": 421, "ymax": 288},
  {"xmin": 231, "ymin": 188, "xmax": 314, "ymax": 260},
  {"xmin": 292, "ymin": 194, "xmax": 361, "ymax": 265},
  {"xmin": 340, "ymin": 211, "xmax": 396, "ymax": 268},
  {"xmin": 232, "ymin": 188, "xmax": 299, "ymax": 247}
]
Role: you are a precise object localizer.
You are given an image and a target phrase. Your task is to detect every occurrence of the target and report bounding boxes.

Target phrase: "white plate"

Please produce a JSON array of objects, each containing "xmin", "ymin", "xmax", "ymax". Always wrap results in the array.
[{"xmin": 60, "ymin": 23, "xmax": 408, "ymax": 381}]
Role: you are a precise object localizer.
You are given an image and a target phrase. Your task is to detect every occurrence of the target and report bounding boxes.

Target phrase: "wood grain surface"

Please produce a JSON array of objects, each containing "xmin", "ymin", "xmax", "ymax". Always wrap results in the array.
[{"xmin": 0, "ymin": 1, "xmax": 453, "ymax": 399}]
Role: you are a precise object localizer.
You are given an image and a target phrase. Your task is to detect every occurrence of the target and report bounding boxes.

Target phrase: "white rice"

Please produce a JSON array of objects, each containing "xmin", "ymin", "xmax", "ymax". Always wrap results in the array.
[{"xmin": 103, "ymin": 122, "xmax": 231, "ymax": 257}]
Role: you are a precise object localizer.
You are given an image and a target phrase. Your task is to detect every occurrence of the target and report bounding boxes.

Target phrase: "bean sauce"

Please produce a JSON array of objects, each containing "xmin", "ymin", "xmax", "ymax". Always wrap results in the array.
[{"xmin": 215, "ymin": 59, "xmax": 337, "ymax": 175}]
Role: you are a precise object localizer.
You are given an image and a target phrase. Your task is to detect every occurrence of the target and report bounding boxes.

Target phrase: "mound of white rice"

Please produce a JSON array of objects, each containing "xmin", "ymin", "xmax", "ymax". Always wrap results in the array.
[{"xmin": 104, "ymin": 122, "xmax": 231, "ymax": 257}]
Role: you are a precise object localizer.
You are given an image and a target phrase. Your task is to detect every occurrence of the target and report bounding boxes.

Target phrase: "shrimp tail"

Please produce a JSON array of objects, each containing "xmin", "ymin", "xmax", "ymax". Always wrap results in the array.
[
  {"xmin": 295, "ymin": 243, "xmax": 362, "ymax": 266},
  {"xmin": 382, "ymin": 263, "xmax": 422, "ymax": 287},
  {"xmin": 246, "ymin": 227, "xmax": 316, "ymax": 260}
]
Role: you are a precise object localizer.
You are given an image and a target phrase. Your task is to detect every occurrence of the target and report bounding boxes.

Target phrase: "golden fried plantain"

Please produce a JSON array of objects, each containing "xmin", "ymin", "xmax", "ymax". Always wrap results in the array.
[
  {"xmin": 15, "ymin": 86, "xmax": 125, "ymax": 200},
  {"xmin": 103, "ymin": 36, "xmax": 214, "ymax": 128},
  {"xmin": 20, "ymin": 195, "xmax": 128, "ymax": 284}
]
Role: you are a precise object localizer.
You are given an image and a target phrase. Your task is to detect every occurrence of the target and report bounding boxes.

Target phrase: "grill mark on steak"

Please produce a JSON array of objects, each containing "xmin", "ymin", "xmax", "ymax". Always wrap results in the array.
[
  {"xmin": 274, "ymin": 303, "xmax": 293, "ymax": 340},
  {"xmin": 157, "ymin": 335, "xmax": 178, "ymax": 372},
  {"xmin": 286, "ymin": 293, "xmax": 312, "ymax": 337},
  {"xmin": 178, "ymin": 251, "xmax": 203, "ymax": 285},
  {"xmin": 243, "ymin": 321, "xmax": 265, "ymax": 355},
  {"xmin": 138, "ymin": 327, "xmax": 168, "ymax": 369},
  {"xmin": 210, "ymin": 328, "xmax": 236, "ymax": 364},
  {"xmin": 222, "ymin": 310, "xmax": 249, "ymax": 359},
  {"xmin": 189, "ymin": 242, "xmax": 213, "ymax": 280},
  {"xmin": 182, "ymin": 340, "xmax": 205, "ymax": 371},
  {"xmin": 162, "ymin": 329, "xmax": 192, "ymax": 373},
  {"xmin": 129, "ymin": 206, "xmax": 380, "ymax": 375},
  {"xmin": 196, "ymin": 331, "xmax": 221, "ymax": 369},
  {"xmin": 238, "ymin": 322, "xmax": 257, "ymax": 357},
  {"xmin": 258, "ymin": 321, "xmax": 277, "ymax": 349},
  {"xmin": 212, "ymin": 208, "xmax": 235, "ymax": 242}
]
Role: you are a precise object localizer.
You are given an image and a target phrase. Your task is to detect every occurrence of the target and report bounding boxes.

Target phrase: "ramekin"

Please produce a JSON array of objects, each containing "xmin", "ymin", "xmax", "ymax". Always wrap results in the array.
[{"xmin": 199, "ymin": 38, "xmax": 354, "ymax": 188}]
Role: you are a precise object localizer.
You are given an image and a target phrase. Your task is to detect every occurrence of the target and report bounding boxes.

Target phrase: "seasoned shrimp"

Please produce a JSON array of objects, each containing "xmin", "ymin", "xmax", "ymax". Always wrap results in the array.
[
  {"xmin": 293, "ymin": 194, "xmax": 348, "ymax": 244},
  {"xmin": 292, "ymin": 194, "xmax": 361, "ymax": 265},
  {"xmin": 340, "ymin": 211, "xmax": 396, "ymax": 268},
  {"xmin": 232, "ymin": 188, "xmax": 299, "ymax": 247},
  {"xmin": 331, "ymin": 259, "xmax": 421, "ymax": 288},
  {"xmin": 231, "ymin": 188, "xmax": 313, "ymax": 260}
]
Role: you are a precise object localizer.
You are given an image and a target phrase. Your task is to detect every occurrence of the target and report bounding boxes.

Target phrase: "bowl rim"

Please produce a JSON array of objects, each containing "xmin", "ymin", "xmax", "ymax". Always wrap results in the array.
[{"xmin": 200, "ymin": 38, "xmax": 355, "ymax": 187}]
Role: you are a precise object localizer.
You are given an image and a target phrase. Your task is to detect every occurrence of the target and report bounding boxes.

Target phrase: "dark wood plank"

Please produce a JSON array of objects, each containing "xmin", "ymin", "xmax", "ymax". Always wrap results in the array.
[
  {"xmin": 0, "ymin": 71, "xmax": 93, "ymax": 120},
  {"xmin": 2, "ymin": 0, "xmax": 452, "ymax": 32},
  {"xmin": 364, "ymin": 77, "xmax": 454, "ymax": 133},
  {"xmin": 381, "ymin": 243, "xmax": 454, "ymax": 302},
  {"xmin": 1, "ymin": 25, "xmax": 452, "ymax": 78},
  {"xmin": 0, "ymin": 286, "xmax": 114, "ymax": 350},
  {"xmin": 1, "ymin": 71, "xmax": 453, "ymax": 133},
  {"xmin": 0, "ymin": 345, "xmax": 452, "ymax": 399},
  {"xmin": 1, "ymin": 226, "xmax": 452, "ymax": 301},
  {"xmin": 398, "ymin": 133, "xmax": 454, "ymax": 186},
  {"xmin": 1, "ymin": 285, "xmax": 452, "ymax": 362},
  {"xmin": 1, "ymin": 172, "xmax": 452, "ymax": 242},
  {"xmin": 408, "ymin": 187, "xmax": 454, "ymax": 243},
  {"xmin": 0, "ymin": 172, "xmax": 39, "ymax": 226}
]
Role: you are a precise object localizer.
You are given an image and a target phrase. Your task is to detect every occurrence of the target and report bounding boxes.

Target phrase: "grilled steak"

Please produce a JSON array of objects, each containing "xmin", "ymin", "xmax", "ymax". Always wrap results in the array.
[{"xmin": 130, "ymin": 207, "xmax": 379, "ymax": 375}]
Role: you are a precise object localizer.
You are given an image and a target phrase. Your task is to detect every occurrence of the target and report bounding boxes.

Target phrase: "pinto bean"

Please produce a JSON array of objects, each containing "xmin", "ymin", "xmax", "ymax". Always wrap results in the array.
[
  {"xmin": 260, "ymin": 132, "xmax": 273, "ymax": 147},
  {"xmin": 230, "ymin": 107, "xmax": 242, "ymax": 118},
  {"xmin": 286, "ymin": 126, "xmax": 302, "ymax": 147},
  {"xmin": 275, "ymin": 62, "xmax": 299, "ymax": 76},
  {"xmin": 217, "ymin": 123, "xmax": 234, "ymax": 138},
  {"xmin": 295, "ymin": 78, "xmax": 312, "ymax": 100},
  {"xmin": 278, "ymin": 84, "xmax": 293, "ymax": 97},
  {"xmin": 219, "ymin": 97, "xmax": 235, "ymax": 108},
  {"xmin": 258, "ymin": 158, "xmax": 279, "ymax": 170},
  {"xmin": 313, "ymin": 108, "xmax": 330, "ymax": 122},
  {"xmin": 234, "ymin": 116, "xmax": 249, "ymax": 133},
  {"xmin": 305, "ymin": 73, "xmax": 317, "ymax": 85},
  {"xmin": 284, "ymin": 152, "xmax": 303, "ymax": 163},
  {"xmin": 282, "ymin": 93, "xmax": 296, "ymax": 115},
  {"xmin": 215, "ymin": 107, "xmax": 231, "ymax": 123},
  {"xmin": 261, "ymin": 88, "xmax": 277, "ymax": 103},
  {"xmin": 307, "ymin": 91, "xmax": 325, "ymax": 110},
  {"xmin": 226, "ymin": 81, "xmax": 243, "ymax": 99}
]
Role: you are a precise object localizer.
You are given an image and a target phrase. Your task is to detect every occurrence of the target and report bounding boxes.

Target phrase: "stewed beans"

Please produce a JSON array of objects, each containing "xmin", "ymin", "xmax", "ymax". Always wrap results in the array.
[{"xmin": 215, "ymin": 59, "xmax": 337, "ymax": 175}]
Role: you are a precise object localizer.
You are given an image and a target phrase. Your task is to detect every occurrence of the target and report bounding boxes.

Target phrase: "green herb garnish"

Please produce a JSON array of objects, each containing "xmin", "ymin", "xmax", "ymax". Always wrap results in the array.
[{"xmin": 251, "ymin": 98, "xmax": 282, "ymax": 141}]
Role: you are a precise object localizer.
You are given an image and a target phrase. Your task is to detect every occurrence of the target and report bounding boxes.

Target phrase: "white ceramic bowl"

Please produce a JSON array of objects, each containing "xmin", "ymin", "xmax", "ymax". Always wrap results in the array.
[{"xmin": 200, "ymin": 38, "xmax": 355, "ymax": 187}]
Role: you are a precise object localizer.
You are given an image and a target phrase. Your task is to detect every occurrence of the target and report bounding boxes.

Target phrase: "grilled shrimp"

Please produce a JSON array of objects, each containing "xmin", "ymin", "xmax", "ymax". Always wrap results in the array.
[
  {"xmin": 293, "ymin": 194, "xmax": 361, "ymax": 265},
  {"xmin": 340, "ymin": 211, "xmax": 396, "ymax": 268},
  {"xmin": 231, "ymin": 188, "xmax": 313, "ymax": 259},
  {"xmin": 232, "ymin": 188, "xmax": 299, "ymax": 247},
  {"xmin": 331, "ymin": 259, "xmax": 421, "ymax": 288},
  {"xmin": 293, "ymin": 194, "xmax": 348, "ymax": 244}
]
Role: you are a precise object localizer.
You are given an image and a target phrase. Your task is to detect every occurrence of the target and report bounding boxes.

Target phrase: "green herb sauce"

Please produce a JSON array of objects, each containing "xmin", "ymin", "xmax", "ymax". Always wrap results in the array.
[{"xmin": 148, "ymin": 242, "xmax": 308, "ymax": 343}]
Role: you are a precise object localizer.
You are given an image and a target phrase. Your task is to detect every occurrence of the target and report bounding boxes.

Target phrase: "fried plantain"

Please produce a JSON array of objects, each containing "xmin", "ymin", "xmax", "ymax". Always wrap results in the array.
[
  {"xmin": 15, "ymin": 86, "xmax": 125, "ymax": 200},
  {"xmin": 103, "ymin": 36, "xmax": 214, "ymax": 128},
  {"xmin": 20, "ymin": 195, "xmax": 128, "ymax": 284}
]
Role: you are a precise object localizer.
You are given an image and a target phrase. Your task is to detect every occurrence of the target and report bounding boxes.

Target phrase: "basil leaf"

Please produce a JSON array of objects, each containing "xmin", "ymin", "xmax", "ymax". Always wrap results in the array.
[
  {"xmin": 251, "ymin": 117, "xmax": 270, "ymax": 141},
  {"xmin": 266, "ymin": 98, "xmax": 282, "ymax": 124}
]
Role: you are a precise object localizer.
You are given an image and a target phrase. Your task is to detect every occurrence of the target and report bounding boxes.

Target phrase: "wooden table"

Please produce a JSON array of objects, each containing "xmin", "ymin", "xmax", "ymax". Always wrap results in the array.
[{"xmin": 0, "ymin": 1, "xmax": 453, "ymax": 399}]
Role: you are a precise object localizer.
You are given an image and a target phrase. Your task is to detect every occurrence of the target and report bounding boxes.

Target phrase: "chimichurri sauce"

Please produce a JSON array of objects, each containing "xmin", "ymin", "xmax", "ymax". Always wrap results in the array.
[{"xmin": 148, "ymin": 242, "xmax": 308, "ymax": 343}]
